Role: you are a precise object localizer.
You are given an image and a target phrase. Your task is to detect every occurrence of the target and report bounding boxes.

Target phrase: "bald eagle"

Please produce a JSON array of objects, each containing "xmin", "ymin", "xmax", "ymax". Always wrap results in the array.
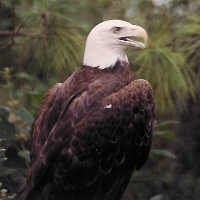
[{"xmin": 20, "ymin": 20, "xmax": 154, "ymax": 200}]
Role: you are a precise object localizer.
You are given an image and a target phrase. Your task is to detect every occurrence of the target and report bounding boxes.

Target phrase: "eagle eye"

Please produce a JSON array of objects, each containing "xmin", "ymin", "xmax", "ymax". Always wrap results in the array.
[{"xmin": 113, "ymin": 26, "xmax": 122, "ymax": 33}]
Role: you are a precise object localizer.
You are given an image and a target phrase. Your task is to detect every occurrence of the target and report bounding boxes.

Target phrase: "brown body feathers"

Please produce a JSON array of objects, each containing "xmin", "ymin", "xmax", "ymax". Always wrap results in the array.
[{"xmin": 20, "ymin": 61, "xmax": 154, "ymax": 200}]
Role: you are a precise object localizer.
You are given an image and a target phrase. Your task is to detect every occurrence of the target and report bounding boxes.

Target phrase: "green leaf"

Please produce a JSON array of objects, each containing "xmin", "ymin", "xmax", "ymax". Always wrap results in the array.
[
  {"xmin": 150, "ymin": 194, "xmax": 163, "ymax": 200},
  {"xmin": 155, "ymin": 120, "xmax": 179, "ymax": 128},
  {"xmin": 153, "ymin": 130, "xmax": 175, "ymax": 139},
  {"xmin": 15, "ymin": 72, "xmax": 34, "ymax": 82},
  {"xmin": 14, "ymin": 107, "xmax": 34, "ymax": 126},
  {"xmin": 18, "ymin": 150, "xmax": 30, "ymax": 163},
  {"xmin": 28, "ymin": 91, "xmax": 44, "ymax": 108},
  {"xmin": 0, "ymin": 165, "xmax": 18, "ymax": 177},
  {"xmin": 151, "ymin": 149, "xmax": 176, "ymax": 159}
]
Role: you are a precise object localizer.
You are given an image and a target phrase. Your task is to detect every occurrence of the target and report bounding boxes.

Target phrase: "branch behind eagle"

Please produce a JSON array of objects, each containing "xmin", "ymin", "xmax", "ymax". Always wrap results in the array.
[{"xmin": 20, "ymin": 20, "xmax": 154, "ymax": 200}]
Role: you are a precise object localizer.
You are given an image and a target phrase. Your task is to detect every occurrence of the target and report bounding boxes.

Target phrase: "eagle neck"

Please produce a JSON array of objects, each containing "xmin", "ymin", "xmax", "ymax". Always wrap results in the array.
[{"xmin": 83, "ymin": 40, "xmax": 128, "ymax": 69}]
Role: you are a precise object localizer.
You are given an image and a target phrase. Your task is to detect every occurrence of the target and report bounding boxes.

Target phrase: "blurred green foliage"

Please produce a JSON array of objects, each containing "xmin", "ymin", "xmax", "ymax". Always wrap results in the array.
[
  {"xmin": 150, "ymin": 194, "xmax": 163, "ymax": 200},
  {"xmin": 0, "ymin": 0, "xmax": 198, "ymax": 114},
  {"xmin": 0, "ymin": 0, "xmax": 200, "ymax": 199}
]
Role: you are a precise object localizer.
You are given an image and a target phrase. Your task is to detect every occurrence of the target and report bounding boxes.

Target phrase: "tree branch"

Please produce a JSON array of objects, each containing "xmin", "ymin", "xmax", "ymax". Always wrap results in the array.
[{"xmin": 0, "ymin": 30, "xmax": 43, "ymax": 38}]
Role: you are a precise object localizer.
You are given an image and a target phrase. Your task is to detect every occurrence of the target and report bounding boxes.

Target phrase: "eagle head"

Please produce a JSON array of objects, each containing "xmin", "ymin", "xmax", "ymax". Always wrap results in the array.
[{"xmin": 83, "ymin": 20, "xmax": 148, "ymax": 69}]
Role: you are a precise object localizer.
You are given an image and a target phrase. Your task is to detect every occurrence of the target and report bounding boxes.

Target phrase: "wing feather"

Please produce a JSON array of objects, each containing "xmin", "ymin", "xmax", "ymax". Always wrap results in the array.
[
  {"xmin": 31, "ymin": 83, "xmax": 63, "ymax": 162},
  {"xmin": 21, "ymin": 77, "xmax": 154, "ymax": 200}
]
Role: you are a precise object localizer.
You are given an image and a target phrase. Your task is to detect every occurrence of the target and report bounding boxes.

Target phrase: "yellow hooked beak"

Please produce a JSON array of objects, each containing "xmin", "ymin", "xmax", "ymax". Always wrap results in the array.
[{"xmin": 119, "ymin": 25, "xmax": 148, "ymax": 48}]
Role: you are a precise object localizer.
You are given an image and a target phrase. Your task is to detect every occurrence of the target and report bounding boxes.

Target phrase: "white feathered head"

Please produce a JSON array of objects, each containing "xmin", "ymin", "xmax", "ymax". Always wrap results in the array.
[{"xmin": 83, "ymin": 20, "xmax": 148, "ymax": 69}]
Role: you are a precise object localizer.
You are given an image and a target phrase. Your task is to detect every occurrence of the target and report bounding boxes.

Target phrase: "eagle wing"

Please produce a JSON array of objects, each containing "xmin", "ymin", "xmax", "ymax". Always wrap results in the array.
[
  {"xmin": 21, "ymin": 78, "xmax": 154, "ymax": 200},
  {"xmin": 102, "ymin": 79, "xmax": 154, "ymax": 170},
  {"xmin": 30, "ymin": 83, "xmax": 62, "ymax": 163}
]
